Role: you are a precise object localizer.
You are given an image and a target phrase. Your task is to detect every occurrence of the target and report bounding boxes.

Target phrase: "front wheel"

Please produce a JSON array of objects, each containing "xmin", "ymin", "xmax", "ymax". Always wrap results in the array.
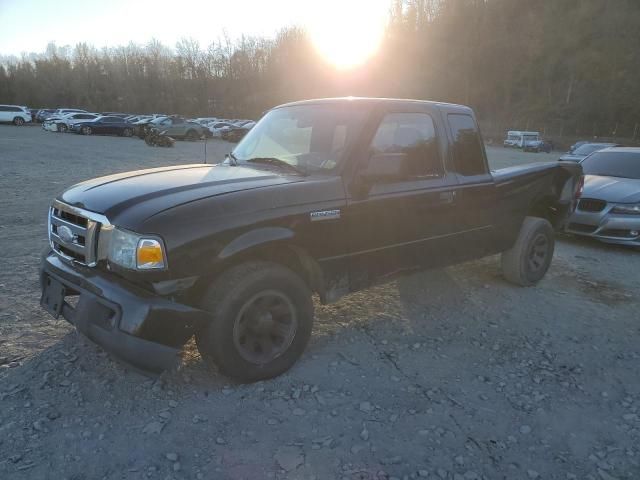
[
  {"xmin": 81, "ymin": 126, "xmax": 92, "ymax": 135},
  {"xmin": 501, "ymin": 217, "xmax": 555, "ymax": 286},
  {"xmin": 196, "ymin": 261, "xmax": 314, "ymax": 382},
  {"xmin": 122, "ymin": 128, "xmax": 133, "ymax": 137},
  {"xmin": 13, "ymin": 117, "xmax": 25, "ymax": 126},
  {"xmin": 57, "ymin": 124, "xmax": 68, "ymax": 133}
]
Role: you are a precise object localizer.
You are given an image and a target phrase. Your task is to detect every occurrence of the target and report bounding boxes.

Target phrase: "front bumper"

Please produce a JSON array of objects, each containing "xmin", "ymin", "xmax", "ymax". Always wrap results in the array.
[
  {"xmin": 566, "ymin": 208, "xmax": 640, "ymax": 246},
  {"xmin": 40, "ymin": 252, "xmax": 210, "ymax": 372}
]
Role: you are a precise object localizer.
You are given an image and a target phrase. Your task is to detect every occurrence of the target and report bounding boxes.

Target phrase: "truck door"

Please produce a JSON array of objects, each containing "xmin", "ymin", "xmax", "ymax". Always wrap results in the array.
[
  {"xmin": 343, "ymin": 108, "xmax": 460, "ymax": 290},
  {"xmin": 444, "ymin": 112, "xmax": 500, "ymax": 260}
]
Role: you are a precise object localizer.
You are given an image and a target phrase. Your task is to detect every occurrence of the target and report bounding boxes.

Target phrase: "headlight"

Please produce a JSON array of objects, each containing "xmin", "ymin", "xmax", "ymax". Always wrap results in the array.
[
  {"xmin": 611, "ymin": 204, "xmax": 640, "ymax": 215},
  {"xmin": 107, "ymin": 227, "xmax": 167, "ymax": 270}
]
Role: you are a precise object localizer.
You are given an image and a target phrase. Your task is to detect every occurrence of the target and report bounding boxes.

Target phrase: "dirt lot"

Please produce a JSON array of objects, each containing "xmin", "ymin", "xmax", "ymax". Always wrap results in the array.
[{"xmin": 1, "ymin": 126, "xmax": 639, "ymax": 480}]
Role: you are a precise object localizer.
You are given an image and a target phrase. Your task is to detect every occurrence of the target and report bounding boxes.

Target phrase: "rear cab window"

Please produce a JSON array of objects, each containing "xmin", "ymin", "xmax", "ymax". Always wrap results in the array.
[
  {"xmin": 447, "ymin": 113, "xmax": 488, "ymax": 177},
  {"xmin": 369, "ymin": 112, "xmax": 443, "ymax": 178}
]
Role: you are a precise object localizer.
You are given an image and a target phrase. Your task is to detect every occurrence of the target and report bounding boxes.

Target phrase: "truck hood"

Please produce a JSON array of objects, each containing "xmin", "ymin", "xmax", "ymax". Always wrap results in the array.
[
  {"xmin": 582, "ymin": 175, "xmax": 640, "ymax": 203},
  {"xmin": 59, "ymin": 164, "xmax": 302, "ymax": 225}
]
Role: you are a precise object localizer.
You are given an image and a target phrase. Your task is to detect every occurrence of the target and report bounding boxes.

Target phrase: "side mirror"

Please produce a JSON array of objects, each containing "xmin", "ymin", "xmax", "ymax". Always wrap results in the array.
[{"xmin": 360, "ymin": 153, "xmax": 407, "ymax": 183}]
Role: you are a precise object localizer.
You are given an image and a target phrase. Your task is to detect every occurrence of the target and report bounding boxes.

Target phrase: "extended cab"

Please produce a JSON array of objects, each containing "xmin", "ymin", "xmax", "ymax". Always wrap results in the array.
[{"xmin": 40, "ymin": 98, "xmax": 582, "ymax": 381}]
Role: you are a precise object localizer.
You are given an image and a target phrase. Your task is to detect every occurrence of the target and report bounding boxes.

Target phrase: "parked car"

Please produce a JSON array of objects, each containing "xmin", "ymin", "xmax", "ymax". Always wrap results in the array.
[
  {"xmin": 221, "ymin": 124, "xmax": 253, "ymax": 142},
  {"xmin": 568, "ymin": 140, "xmax": 589, "ymax": 153},
  {"xmin": 503, "ymin": 130, "xmax": 540, "ymax": 148},
  {"xmin": 44, "ymin": 112, "xmax": 99, "ymax": 132},
  {"xmin": 0, "ymin": 104, "xmax": 32, "ymax": 125},
  {"xmin": 36, "ymin": 109, "xmax": 57, "ymax": 122},
  {"xmin": 51, "ymin": 108, "xmax": 87, "ymax": 117},
  {"xmin": 60, "ymin": 113, "xmax": 100, "ymax": 132},
  {"xmin": 148, "ymin": 116, "xmax": 209, "ymax": 140},
  {"xmin": 523, "ymin": 139, "xmax": 553, "ymax": 153},
  {"xmin": 100, "ymin": 112, "xmax": 129, "ymax": 118},
  {"xmin": 70, "ymin": 116, "xmax": 135, "ymax": 136},
  {"xmin": 39, "ymin": 97, "xmax": 582, "ymax": 381},
  {"xmin": 559, "ymin": 142, "xmax": 619, "ymax": 162},
  {"xmin": 133, "ymin": 117, "xmax": 157, "ymax": 138},
  {"xmin": 207, "ymin": 121, "xmax": 234, "ymax": 137},
  {"xmin": 566, "ymin": 147, "xmax": 640, "ymax": 246}
]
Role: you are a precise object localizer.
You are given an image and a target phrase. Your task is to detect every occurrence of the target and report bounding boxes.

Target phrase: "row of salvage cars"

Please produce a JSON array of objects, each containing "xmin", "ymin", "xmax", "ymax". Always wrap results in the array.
[
  {"xmin": 40, "ymin": 109, "xmax": 255, "ymax": 143},
  {"xmin": 562, "ymin": 143, "xmax": 640, "ymax": 248}
]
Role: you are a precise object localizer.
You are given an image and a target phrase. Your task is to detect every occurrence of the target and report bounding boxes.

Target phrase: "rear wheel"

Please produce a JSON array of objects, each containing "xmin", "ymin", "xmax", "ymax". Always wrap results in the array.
[
  {"xmin": 81, "ymin": 126, "xmax": 92, "ymax": 135},
  {"xmin": 57, "ymin": 124, "xmax": 68, "ymax": 133},
  {"xmin": 122, "ymin": 128, "xmax": 133, "ymax": 137},
  {"xmin": 196, "ymin": 261, "xmax": 314, "ymax": 382},
  {"xmin": 13, "ymin": 117, "xmax": 25, "ymax": 126},
  {"xmin": 501, "ymin": 216, "xmax": 555, "ymax": 286},
  {"xmin": 185, "ymin": 129, "xmax": 199, "ymax": 141}
]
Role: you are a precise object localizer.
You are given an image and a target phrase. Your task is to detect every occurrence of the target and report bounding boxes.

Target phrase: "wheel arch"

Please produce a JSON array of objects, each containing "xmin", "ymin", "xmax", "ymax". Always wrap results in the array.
[
  {"xmin": 189, "ymin": 228, "xmax": 326, "ymax": 306},
  {"xmin": 526, "ymin": 166, "xmax": 580, "ymax": 230}
]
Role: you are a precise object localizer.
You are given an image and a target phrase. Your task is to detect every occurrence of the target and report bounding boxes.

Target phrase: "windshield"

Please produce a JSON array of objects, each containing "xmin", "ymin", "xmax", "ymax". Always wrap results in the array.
[
  {"xmin": 230, "ymin": 104, "xmax": 368, "ymax": 173},
  {"xmin": 581, "ymin": 151, "xmax": 640, "ymax": 179},
  {"xmin": 573, "ymin": 143, "xmax": 612, "ymax": 156}
]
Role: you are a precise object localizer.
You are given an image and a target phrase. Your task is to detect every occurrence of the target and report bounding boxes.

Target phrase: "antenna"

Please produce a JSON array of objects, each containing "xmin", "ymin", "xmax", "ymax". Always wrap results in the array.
[{"xmin": 203, "ymin": 135, "xmax": 207, "ymax": 164}]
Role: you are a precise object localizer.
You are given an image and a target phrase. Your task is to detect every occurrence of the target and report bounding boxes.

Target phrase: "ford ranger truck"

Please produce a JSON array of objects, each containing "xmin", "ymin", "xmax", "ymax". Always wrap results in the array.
[{"xmin": 40, "ymin": 98, "xmax": 583, "ymax": 382}]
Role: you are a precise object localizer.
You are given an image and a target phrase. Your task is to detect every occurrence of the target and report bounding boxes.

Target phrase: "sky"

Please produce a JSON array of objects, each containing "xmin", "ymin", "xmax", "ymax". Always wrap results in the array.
[{"xmin": 0, "ymin": 0, "xmax": 392, "ymax": 58}]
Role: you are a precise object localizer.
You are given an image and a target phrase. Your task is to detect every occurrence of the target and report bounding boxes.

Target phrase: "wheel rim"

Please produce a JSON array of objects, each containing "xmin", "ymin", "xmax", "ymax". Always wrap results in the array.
[
  {"xmin": 232, "ymin": 290, "xmax": 298, "ymax": 365},
  {"xmin": 16, "ymin": 118, "xmax": 23, "ymax": 125},
  {"xmin": 85, "ymin": 127, "xmax": 91, "ymax": 135},
  {"xmin": 527, "ymin": 233, "xmax": 549, "ymax": 272}
]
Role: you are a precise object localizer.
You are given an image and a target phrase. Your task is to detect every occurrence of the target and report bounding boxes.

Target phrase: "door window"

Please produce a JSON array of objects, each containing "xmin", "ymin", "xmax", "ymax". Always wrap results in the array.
[
  {"xmin": 370, "ymin": 113, "xmax": 442, "ymax": 178},
  {"xmin": 447, "ymin": 114, "xmax": 487, "ymax": 176}
]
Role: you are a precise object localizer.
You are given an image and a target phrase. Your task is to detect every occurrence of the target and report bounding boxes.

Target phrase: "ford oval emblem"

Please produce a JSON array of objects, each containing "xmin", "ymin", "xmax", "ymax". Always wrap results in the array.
[{"xmin": 57, "ymin": 225, "xmax": 75, "ymax": 243}]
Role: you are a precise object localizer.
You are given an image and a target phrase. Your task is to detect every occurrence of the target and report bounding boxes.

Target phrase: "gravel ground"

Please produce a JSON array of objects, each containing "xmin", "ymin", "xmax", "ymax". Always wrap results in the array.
[{"xmin": 1, "ymin": 126, "xmax": 639, "ymax": 480}]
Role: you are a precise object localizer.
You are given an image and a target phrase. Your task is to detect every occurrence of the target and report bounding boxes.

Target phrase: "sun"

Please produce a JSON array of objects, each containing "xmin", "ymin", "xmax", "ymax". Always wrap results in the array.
[{"xmin": 307, "ymin": 2, "xmax": 386, "ymax": 69}]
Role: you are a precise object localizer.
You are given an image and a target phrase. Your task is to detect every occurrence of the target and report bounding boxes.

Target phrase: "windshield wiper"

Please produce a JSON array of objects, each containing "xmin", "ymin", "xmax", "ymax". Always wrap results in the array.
[
  {"xmin": 226, "ymin": 152, "xmax": 238, "ymax": 166},
  {"xmin": 246, "ymin": 157, "xmax": 306, "ymax": 175}
]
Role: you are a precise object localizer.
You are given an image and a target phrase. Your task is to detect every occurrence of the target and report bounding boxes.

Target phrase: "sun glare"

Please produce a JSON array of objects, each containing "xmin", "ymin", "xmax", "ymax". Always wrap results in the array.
[{"xmin": 308, "ymin": 2, "xmax": 386, "ymax": 69}]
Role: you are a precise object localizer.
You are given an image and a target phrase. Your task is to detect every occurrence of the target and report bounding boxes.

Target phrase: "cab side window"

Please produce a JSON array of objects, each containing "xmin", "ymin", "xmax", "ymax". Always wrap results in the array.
[
  {"xmin": 370, "ymin": 113, "xmax": 442, "ymax": 178},
  {"xmin": 447, "ymin": 114, "xmax": 487, "ymax": 176}
]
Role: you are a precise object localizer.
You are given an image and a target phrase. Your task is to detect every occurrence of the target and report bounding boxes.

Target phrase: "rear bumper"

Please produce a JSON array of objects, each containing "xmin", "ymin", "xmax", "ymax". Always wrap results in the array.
[{"xmin": 40, "ymin": 252, "xmax": 210, "ymax": 372}]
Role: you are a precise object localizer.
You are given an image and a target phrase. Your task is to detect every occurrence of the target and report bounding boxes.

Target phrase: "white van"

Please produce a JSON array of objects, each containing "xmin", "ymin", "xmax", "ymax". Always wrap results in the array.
[
  {"xmin": 0, "ymin": 104, "xmax": 32, "ymax": 125},
  {"xmin": 504, "ymin": 130, "xmax": 540, "ymax": 148}
]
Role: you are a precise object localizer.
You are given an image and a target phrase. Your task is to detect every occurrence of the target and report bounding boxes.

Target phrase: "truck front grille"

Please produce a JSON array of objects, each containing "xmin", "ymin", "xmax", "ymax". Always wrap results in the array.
[{"xmin": 48, "ymin": 201, "xmax": 109, "ymax": 267}]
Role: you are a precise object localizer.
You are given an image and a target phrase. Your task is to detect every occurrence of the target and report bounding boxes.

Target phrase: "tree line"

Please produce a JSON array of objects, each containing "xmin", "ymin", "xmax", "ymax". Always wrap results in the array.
[{"xmin": 1, "ymin": 0, "xmax": 639, "ymax": 141}]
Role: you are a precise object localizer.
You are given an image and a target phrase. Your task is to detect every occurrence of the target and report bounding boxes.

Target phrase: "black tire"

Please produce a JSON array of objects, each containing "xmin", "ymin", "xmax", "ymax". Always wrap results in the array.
[
  {"xmin": 196, "ymin": 261, "xmax": 314, "ymax": 382},
  {"xmin": 13, "ymin": 117, "xmax": 25, "ymax": 126},
  {"xmin": 501, "ymin": 216, "xmax": 555, "ymax": 286},
  {"xmin": 185, "ymin": 129, "xmax": 199, "ymax": 141},
  {"xmin": 81, "ymin": 126, "xmax": 92, "ymax": 135},
  {"xmin": 57, "ymin": 124, "xmax": 68, "ymax": 133},
  {"xmin": 122, "ymin": 128, "xmax": 133, "ymax": 137}
]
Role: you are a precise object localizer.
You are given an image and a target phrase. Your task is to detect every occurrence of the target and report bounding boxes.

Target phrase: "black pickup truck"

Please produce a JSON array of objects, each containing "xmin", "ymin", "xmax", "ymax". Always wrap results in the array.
[{"xmin": 40, "ymin": 98, "xmax": 582, "ymax": 381}]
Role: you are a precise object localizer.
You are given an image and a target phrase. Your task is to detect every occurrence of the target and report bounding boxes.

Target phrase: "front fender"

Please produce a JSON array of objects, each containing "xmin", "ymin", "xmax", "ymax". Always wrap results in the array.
[{"xmin": 218, "ymin": 227, "xmax": 295, "ymax": 260}]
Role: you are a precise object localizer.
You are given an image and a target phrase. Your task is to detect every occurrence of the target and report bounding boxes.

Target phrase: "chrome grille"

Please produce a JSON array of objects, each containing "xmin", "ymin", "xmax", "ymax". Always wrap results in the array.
[{"xmin": 48, "ymin": 201, "xmax": 109, "ymax": 266}]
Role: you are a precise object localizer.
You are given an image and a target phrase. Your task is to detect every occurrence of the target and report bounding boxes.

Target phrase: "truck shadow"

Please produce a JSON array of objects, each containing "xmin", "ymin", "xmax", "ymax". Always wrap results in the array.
[{"xmin": 1, "ymin": 265, "xmax": 481, "ymax": 395}]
